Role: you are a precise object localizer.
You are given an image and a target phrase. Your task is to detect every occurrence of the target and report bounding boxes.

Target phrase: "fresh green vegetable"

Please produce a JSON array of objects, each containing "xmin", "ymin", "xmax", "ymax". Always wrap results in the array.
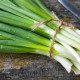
[
  {"xmin": 0, "ymin": 45, "xmax": 36, "ymax": 53},
  {"xmin": 0, "ymin": 0, "xmax": 80, "ymax": 74}
]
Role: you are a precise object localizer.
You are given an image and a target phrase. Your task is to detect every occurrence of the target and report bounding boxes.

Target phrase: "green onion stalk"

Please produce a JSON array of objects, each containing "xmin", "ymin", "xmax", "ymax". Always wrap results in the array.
[{"xmin": 0, "ymin": 0, "xmax": 80, "ymax": 74}]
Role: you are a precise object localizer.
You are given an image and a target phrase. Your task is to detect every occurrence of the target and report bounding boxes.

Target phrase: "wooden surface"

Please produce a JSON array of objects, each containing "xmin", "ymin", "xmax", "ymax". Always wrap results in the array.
[{"xmin": 0, "ymin": 0, "xmax": 80, "ymax": 80}]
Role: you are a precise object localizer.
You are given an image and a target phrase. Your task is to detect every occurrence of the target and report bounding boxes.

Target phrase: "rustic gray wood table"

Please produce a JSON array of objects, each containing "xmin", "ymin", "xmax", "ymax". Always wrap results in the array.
[{"xmin": 0, "ymin": 0, "xmax": 80, "ymax": 80}]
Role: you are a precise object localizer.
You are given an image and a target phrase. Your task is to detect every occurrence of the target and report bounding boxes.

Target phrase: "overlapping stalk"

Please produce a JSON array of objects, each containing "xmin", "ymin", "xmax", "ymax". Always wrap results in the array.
[{"xmin": 0, "ymin": 0, "xmax": 80, "ymax": 74}]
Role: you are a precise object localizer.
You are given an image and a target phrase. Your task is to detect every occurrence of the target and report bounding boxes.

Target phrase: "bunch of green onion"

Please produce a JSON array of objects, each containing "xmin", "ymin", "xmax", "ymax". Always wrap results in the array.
[{"xmin": 0, "ymin": 0, "xmax": 80, "ymax": 74}]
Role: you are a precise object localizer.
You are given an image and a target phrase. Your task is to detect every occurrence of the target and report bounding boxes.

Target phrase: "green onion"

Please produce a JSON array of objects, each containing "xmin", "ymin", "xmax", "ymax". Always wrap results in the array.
[
  {"xmin": 0, "ymin": 45, "xmax": 36, "ymax": 53},
  {"xmin": 0, "ymin": 35, "xmax": 9, "ymax": 40},
  {"xmin": 0, "ymin": 23, "xmax": 51, "ymax": 46},
  {"xmin": 0, "ymin": 0, "xmax": 80, "ymax": 74}
]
